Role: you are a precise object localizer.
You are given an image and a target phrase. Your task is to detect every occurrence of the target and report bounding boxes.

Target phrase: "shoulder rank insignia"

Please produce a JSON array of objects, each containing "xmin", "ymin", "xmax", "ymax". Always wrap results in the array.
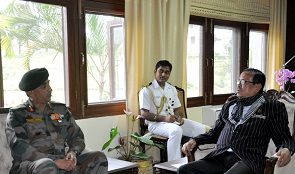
[
  {"xmin": 50, "ymin": 113, "xmax": 64, "ymax": 122},
  {"xmin": 142, "ymin": 82, "xmax": 152, "ymax": 87}
]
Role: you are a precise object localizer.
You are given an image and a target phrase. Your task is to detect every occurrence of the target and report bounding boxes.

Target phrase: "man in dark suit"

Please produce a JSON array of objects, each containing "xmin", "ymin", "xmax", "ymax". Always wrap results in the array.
[{"xmin": 179, "ymin": 68, "xmax": 295, "ymax": 174}]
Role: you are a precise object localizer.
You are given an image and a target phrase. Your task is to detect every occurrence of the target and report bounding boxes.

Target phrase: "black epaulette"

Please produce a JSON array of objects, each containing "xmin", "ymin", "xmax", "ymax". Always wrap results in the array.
[
  {"xmin": 142, "ymin": 82, "xmax": 152, "ymax": 88},
  {"xmin": 9, "ymin": 103, "xmax": 35, "ymax": 113}
]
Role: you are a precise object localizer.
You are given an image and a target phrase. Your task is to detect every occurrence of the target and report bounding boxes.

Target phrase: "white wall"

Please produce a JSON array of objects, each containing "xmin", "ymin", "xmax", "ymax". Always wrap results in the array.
[
  {"xmin": 76, "ymin": 107, "xmax": 203, "ymax": 159},
  {"xmin": 76, "ymin": 114, "xmax": 128, "ymax": 158},
  {"xmin": 186, "ymin": 106, "xmax": 203, "ymax": 122}
]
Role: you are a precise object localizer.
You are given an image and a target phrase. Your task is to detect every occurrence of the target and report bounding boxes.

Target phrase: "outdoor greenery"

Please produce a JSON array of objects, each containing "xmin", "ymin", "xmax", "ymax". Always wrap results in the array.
[
  {"xmin": 214, "ymin": 41, "xmax": 232, "ymax": 93},
  {"xmin": 0, "ymin": 1, "xmax": 63, "ymax": 70}
]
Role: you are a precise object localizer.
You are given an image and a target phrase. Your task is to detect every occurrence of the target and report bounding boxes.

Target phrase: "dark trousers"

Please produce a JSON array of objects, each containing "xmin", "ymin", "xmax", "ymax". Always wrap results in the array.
[{"xmin": 177, "ymin": 151, "xmax": 255, "ymax": 174}]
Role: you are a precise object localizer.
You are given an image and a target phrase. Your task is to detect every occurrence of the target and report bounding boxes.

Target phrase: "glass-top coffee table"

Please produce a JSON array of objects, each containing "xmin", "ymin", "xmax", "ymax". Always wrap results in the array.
[
  {"xmin": 108, "ymin": 157, "xmax": 139, "ymax": 174},
  {"xmin": 154, "ymin": 157, "xmax": 187, "ymax": 174}
]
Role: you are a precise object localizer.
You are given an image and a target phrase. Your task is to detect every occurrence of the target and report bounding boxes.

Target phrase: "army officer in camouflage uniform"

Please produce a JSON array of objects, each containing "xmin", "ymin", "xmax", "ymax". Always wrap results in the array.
[{"xmin": 6, "ymin": 68, "xmax": 108, "ymax": 174}]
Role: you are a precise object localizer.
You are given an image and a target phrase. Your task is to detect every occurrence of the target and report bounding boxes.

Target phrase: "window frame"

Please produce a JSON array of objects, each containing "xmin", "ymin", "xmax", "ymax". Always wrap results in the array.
[
  {"xmin": 0, "ymin": 0, "xmax": 76, "ymax": 113},
  {"xmin": 0, "ymin": 0, "xmax": 126, "ymax": 118},
  {"xmin": 187, "ymin": 16, "xmax": 269, "ymax": 108},
  {"xmin": 78, "ymin": 0, "xmax": 125, "ymax": 118},
  {"xmin": 248, "ymin": 23, "xmax": 269, "ymax": 74}
]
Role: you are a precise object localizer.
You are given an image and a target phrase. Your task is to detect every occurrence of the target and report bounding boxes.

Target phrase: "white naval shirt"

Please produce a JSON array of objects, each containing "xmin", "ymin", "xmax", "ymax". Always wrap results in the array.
[{"xmin": 138, "ymin": 79, "xmax": 181, "ymax": 124}]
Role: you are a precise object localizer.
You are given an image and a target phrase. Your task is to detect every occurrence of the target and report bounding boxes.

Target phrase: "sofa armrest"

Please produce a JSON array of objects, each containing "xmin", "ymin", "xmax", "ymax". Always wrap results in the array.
[
  {"xmin": 264, "ymin": 156, "xmax": 278, "ymax": 174},
  {"xmin": 0, "ymin": 113, "xmax": 13, "ymax": 173},
  {"xmin": 187, "ymin": 146, "xmax": 198, "ymax": 162}
]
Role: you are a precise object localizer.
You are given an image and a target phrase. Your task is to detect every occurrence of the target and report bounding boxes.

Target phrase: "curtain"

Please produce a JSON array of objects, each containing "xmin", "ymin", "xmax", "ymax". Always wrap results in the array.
[
  {"xmin": 267, "ymin": 0, "xmax": 287, "ymax": 90},
  {"xmin": 125, "ymin": 0, "xmax": 190, "ymax": 115}
]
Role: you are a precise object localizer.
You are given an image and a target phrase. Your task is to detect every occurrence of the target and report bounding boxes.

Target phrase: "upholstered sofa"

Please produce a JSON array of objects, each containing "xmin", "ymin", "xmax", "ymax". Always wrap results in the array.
[{"xmin": 0, "ymin": 112, "xmax": 13, "ymax": 173}]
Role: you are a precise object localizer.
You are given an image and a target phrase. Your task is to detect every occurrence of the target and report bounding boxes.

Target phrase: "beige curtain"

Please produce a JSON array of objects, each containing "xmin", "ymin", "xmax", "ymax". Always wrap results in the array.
[
  {"xmin": 125, "ymin": 0, "xmax": 190, "ymax": 115},
  {"xmin": 267, "ymin": 0, "xmax": 287, "ymax": 90}
]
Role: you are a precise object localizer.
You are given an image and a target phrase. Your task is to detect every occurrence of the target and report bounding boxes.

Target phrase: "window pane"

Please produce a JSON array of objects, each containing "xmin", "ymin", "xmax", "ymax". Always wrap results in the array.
[
  {"xmin": 86, "ymin": 14, "xmax": 125, "ymax": 103},
  {"xmin": 214, "ymin": 26, "xmax": 240, "ymax": 94},
  {"xmin": 0, "ymin": 0, "xmax": 65, "ymax": 107},
  {"xmin": 187, "ymin": 24, "xmax": 203, "ymax": 97},
  {"xmin": 249, "ymin": 30, "xmax": 268, "ymax": 73}
]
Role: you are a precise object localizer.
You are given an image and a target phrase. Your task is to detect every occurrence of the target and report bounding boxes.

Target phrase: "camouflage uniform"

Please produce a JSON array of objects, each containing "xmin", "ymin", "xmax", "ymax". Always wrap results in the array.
[{"xmin": 6, "ymin": 99, "xmax": 108, "ymax": 174}]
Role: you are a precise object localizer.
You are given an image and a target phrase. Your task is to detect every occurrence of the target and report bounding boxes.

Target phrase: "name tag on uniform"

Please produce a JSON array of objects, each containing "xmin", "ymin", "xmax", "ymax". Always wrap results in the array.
[{"xmin": 26, "ymin": 118, "xmax": 43, "ymax": 122}]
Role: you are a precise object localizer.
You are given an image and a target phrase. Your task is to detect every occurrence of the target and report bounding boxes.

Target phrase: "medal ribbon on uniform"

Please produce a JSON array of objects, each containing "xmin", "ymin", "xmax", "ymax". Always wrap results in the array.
[{"xmin": 50, "ymin": 113, "xmax": 64, "ymax": 122}]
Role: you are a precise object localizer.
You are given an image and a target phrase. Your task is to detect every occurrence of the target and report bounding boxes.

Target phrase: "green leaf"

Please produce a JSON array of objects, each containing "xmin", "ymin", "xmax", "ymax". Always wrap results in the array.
[
  {"xmin": 154, "ymin": 143, "xmax": 165, "ymax": 150},
  {"xmin": 131, "ymin": 133, "xmax": 154, "ymax": 145},
  {"xmin": 110, "ymin": 126, "xmax": 118, "ymax": 138},
  {"xmin": 138, "ymin": 137, "xmax": 154, "ymax": 145},
  {"xmin": 130, "ymin": 133, "xmax": 141, "ymax": 139},
  {"xmin": 132, "ymin": 132, "xmax": 141, "ymax": 137},
  {"xmin": 101, "ymin": 126, "xmax": 118, "ymax": 150},
  {"xmin": 107, "ymin": 145, "xmax": 121, "ymax": 152},
  {"xmin": 132, "ymin": 152, "xmax": 149, "ymax": 159}
]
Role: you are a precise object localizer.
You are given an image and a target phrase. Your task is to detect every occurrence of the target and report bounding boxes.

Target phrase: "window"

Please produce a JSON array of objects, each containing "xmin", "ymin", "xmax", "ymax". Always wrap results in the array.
[
  {"xmin": 85, "ymin": 14, "xmax": 125, "ymax": 103},
  {"xmin": 214, "ymin": 25, "xmax": 240, "ymax": 95},
  {"xmin": 187, "ymin": 17, "xmax": 269, "ymax": 107},
  {"xmin": 0, "ymin": 0, "xmax": 126, "ymax": 118},
  {"xmin": 249, "ymin": 30, "xmax": 268, "ymax": 73},
  {"xmin": 79, "ymin": 1, "xmax": 125, "ymax": 117},
  {"xmin": 0, "ymin": 0, "xmax": 66, "ymax": 107},
  {"xmin": 186, "ymin": 24, "xmax": 203, "ymax": 98}
]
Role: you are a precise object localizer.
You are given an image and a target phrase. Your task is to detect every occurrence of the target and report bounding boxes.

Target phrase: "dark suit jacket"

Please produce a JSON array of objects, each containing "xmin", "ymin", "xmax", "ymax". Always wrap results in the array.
[{"xmin": 194, "ymin": 96, "xmax": 295, "ymax": 174}]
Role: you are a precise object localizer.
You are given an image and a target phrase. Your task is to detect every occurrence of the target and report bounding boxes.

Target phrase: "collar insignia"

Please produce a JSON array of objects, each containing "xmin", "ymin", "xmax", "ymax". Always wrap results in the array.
[{"xmin": 28, "ymin": 105, "xmax": 34, "ymax": 112}]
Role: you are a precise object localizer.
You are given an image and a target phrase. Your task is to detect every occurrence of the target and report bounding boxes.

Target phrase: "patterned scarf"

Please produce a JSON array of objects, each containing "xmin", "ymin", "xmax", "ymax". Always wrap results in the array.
[{"xmin": 230, "ymin": 94, "xmax": 262, "ymax": 123}]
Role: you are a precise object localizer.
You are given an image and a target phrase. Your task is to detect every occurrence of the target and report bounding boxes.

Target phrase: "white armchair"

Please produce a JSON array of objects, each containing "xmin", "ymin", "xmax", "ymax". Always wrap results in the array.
[{"xmin": 267, "ymin": 94, "xmax": 295, "ymax": 174}]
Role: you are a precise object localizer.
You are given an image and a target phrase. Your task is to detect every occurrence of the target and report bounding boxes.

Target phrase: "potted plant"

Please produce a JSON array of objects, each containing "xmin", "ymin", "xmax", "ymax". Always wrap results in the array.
[{"xmin": 102, "ymin": 110, "xmax": 165, "ymax": 173}]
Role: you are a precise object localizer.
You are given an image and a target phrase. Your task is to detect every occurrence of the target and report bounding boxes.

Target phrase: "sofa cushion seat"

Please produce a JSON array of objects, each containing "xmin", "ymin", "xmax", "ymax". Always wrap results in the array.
[{"xmin": 0, "ymin": 113, "xmax": 13, "ymax": 173}]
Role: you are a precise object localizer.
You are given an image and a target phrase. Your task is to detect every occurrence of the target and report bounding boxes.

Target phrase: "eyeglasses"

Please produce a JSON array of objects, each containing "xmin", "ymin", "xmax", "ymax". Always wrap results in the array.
[{"xmin": 236, "ymin": 79, "xmax": 254, "ymax": 85}]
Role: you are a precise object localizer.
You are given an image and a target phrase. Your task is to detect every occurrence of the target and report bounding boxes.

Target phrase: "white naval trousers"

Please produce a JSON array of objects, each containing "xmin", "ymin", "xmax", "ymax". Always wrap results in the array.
[{"xmin": 148, "ymin": 119, "xmax": 206, "ymax": 161}]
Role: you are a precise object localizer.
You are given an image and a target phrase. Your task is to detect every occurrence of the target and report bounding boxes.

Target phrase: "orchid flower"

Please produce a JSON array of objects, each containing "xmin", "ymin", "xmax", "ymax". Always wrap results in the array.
[
  {"xmin": 124, "ymin": 109, "xmax": 132, "ymax": 116},
  {"xmin": 275, "ymin": 68, "xmax": 295, "ymax": 90}
]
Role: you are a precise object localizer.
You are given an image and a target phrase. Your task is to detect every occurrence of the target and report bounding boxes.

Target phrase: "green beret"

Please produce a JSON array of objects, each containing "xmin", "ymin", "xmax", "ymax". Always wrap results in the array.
[{"xmin": 19, "ymin": 68, "xmax": 49, "ymax": 91}]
